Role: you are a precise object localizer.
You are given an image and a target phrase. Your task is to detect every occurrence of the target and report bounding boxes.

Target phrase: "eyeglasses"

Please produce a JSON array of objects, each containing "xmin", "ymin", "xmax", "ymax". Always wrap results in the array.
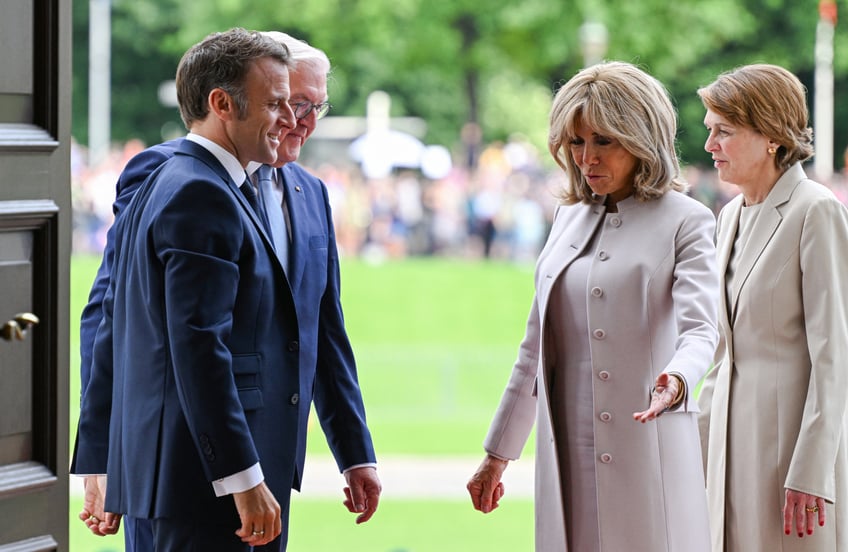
[{"xmin": 290, "ymin": 100, "xmax": 332, "ymax": 120}]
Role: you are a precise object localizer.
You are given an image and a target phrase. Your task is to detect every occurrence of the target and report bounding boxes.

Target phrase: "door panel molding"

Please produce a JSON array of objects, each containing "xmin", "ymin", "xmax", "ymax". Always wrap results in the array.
[
  {"xmin": 0, "ymin": 535, "xmax": 59, "ymax": 552},
  {"xmin": 0, "ymin": 461, "xmax": 57, "ymax": 498},
  {"xmin": 0, "ymin": 124, "xmax": 59, "ymax": 151}
]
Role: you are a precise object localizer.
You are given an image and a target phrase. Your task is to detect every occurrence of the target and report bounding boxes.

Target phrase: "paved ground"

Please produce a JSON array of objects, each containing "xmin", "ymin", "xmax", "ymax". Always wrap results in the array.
[
  {"xmin": 70, "ymin": 456, "xmax": 535, "ymax": 500},
  {"xmin": 296, "ymin": 455, "xmax": 534, "ymax": 499}
]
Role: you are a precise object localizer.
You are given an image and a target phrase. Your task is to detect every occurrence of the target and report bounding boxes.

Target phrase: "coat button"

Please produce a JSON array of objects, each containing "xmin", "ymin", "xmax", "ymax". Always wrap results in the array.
[
  {"xmin": 609, "ymin": 216, "xmax": 621, "ymax": 227},
  {"xmin": 592, "ymin": 329, "xmax": 606, "ymax": 340},
  {"xmin": 290, "ymin": 393, "xmax": 300, "ymax": 405},
  {"xmin": 600, "ymin": 453, "xmax": 612, "ymax": 464},
  {"xmin": 599, "ymin": 411, "xmax": 612, "ymax": 422},
  {"xmin": 590, "ymin": 287, "xmax": 603, "ymax": 298},
  {"xmin": 598, "ymin": 370, "xmax": 610, "ymax": 381},
  {"xmin": 288, "ymin": 341, "xmax": 300, "ymax": 352},
  {"xmin": 598, "ymin": 250, "xmax": 608, "ymax": 261}
]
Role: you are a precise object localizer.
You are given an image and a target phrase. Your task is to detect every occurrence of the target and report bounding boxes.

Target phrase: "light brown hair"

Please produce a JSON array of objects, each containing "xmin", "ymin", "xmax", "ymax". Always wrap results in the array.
[{"xmin": 697, "ymin": 64, "xmax": 814, "ymax": 171}]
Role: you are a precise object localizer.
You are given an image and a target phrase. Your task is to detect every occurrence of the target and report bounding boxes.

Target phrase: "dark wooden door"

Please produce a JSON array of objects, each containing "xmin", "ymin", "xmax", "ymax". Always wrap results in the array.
[{"xmin": 0, "ymin": 0, "xmax": 72, "ymax": 549}]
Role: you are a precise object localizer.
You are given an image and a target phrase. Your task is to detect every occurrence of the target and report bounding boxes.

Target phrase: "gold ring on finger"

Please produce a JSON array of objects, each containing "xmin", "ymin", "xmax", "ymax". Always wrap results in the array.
[{"xmin": 806, "ymin": 505, "xmax": 819, "ymax": 513}]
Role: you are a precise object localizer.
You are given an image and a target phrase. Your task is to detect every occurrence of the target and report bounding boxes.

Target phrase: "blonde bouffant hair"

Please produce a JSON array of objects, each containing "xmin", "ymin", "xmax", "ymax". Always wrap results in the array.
[
  {"xmin": 697, "ymin": 64, "xmax": 814, "ymax": 172},
  {"xmin": 548, "ymin": 61, "xmax": 687, "ymax": 205}
]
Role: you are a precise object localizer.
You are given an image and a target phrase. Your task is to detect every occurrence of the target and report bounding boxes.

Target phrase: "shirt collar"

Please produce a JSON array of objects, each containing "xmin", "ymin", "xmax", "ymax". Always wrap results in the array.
[
  {"xmin": 186, "ymin": 133, "xmax": 249, "ymax": 185},
  {"xmin": 245, "ymin": 160, "xmax": 262, "ymax": 177}
]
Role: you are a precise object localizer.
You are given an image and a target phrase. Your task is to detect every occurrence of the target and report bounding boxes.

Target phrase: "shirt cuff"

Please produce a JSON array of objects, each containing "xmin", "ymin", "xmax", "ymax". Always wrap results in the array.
[
  {"xmin": 212, "ymin": 463, "xmax": 263, "ymax": 497},
  {"xmin": 342, "ymin": 462, "xmax": 377, "ymax": 474}
]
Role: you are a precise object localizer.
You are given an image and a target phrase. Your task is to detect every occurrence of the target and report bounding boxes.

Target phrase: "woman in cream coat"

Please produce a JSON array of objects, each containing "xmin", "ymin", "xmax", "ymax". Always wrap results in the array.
[
  {"xmin": 467, "ymin": 62, "xmax": 718, "ymax": 551},
  {"xmin": 697, "ymin": 64, "xmax": 848, "ymax": 551}
]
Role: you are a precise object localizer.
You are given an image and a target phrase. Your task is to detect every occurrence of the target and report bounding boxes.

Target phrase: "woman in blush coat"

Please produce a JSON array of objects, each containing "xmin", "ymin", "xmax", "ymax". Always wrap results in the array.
[{"xmin": 467, "ymin": 61, "xmax": 718, "ymax": 551}]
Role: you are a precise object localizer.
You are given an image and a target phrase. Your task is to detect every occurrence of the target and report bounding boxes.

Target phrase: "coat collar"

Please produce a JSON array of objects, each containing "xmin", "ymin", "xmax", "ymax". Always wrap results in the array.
[{"xmin": 726, "ymin": 163, "xmax": 807, "ymax": 318}]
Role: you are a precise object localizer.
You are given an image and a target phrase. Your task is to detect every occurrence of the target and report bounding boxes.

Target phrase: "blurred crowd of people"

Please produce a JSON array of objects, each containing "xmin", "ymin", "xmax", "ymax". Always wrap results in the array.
[{"xmin": 71, "ymin": 136, "xmax": 848, "ymax": 263}]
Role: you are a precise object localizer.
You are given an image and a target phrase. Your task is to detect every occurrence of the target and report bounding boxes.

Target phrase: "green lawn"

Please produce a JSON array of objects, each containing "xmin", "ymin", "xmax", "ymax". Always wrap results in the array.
[{"xmin": 69, "ymin": 255, "xmax": 536, "ymax": 551}]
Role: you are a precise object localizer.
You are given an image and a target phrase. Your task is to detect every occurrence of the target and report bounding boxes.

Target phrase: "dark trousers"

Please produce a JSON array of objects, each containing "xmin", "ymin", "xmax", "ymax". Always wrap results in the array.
[
  {"xmin": 144, "ymin": 516, "xmax": 286, "ymax": 552},
  {"xmin": 124, "ymin": 516, "xmax": 154, "ymax": 552}
]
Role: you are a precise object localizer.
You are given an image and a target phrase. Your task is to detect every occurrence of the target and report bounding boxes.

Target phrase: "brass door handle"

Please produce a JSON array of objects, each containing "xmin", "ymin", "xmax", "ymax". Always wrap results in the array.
[{"xmin": 2, "ymin": 312, "xmax": 40, "ymax": 341}]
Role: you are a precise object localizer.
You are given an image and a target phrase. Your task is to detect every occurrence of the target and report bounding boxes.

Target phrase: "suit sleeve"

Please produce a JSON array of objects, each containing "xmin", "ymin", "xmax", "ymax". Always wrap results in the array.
[
  {"xmin": 71, "ymin": 260, "xmax": 117, "ymax": 475},
  {"xmin": 785, "ymin": 197, "xmax": 848, "ymax": 501},
  {"xmin": 79, "ymin": 145, "xmax": 175, "ymax": 394},
  {"xmin": 154, "ymin": 177, "xmax": 260, "ymax": 482},
  {"xmin": 312, "ymin": 181, "xmax": 377, "ymax": 471}
]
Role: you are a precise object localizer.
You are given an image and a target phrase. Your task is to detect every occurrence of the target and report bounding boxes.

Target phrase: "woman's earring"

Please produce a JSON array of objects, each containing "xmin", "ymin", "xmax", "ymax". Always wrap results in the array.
[{"xmin": 768, "ymin": 146, "xmax": 777, "ymax": 155}]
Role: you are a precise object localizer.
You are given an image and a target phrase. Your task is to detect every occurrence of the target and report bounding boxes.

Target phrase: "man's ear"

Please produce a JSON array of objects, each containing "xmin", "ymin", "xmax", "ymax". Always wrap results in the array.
[{"xmin": 208, "ymin": 88, "xmax": 236, "ymax": 120}]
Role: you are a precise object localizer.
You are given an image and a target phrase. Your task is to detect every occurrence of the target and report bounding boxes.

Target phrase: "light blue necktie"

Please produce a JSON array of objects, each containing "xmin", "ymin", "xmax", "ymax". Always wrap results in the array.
[{"xmin": 256, "ymin": 165, "xmax": 289, "ymax": 274}]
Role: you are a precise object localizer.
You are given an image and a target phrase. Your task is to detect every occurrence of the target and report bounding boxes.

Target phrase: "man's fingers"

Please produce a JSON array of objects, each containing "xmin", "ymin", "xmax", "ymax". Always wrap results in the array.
[
  {"xmin": 342, "ymin": 487, "xmax": 356, "ymax": 513},
  {"xmin": 347, "ymin": 483, "xmax": 366, "ymax": 513},
  {"xmin": 232, "ymin": 482, "xmax": 282, "ymax": 545},
  {"xmin": 355, "ymin": 499, "xmax": 378, "ymax": 524},
  {"xmin": 355, "ymin": 484, "xmax": 380, "ymax": 524}
]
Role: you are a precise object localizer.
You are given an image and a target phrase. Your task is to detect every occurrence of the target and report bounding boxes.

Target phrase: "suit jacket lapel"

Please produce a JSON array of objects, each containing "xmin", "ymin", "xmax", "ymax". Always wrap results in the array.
[
  {"xmin": 728, "ymin": 163, "xmax": 804, "ymax": 319},
  {"xmin": 176, "ymin": 141, "xmax": 277, "ymax": 257},
  {"xmin": 280, "ymin": 167, "xmax": 304, "ymax": 291}
]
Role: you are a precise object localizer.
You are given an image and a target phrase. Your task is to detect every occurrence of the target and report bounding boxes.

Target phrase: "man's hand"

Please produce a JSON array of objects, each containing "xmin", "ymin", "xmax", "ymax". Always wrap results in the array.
[
  {"xmin": 232, "ymin": 481, "xmax": 282, "ymax": 546},
  {"xmin": 467, "ymin": 455, "xmax": 508, "ymax": 514},
  {"xmin": 79, "ymin": 475, "xmax": 121, "ymax": 536},
  {"xmin": 343, "ymin": 466, "xmax": 381, "ymax": 524}
]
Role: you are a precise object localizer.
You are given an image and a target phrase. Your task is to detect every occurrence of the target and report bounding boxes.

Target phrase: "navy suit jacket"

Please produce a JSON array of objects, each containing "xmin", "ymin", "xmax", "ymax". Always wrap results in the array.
[{"xmin": 73, "ymin": 139, "xmax": 375, "ymax": 523}]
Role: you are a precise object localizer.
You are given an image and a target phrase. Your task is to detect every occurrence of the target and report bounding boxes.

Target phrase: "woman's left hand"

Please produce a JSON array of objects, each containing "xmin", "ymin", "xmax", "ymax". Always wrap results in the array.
[
  {"xmin": 632, "ymin": 373, "xmax": 680, "ymax": 423},
  {"xmin": 783, "ymin": 488, "xmax": 826, "ymax": 537}
]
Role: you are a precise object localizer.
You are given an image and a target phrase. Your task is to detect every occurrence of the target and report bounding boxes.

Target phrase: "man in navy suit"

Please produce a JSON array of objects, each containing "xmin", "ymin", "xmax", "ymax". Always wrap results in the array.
[{"xmin": 73, "ymin": 28, "xmax": 379, "ymax": 551}]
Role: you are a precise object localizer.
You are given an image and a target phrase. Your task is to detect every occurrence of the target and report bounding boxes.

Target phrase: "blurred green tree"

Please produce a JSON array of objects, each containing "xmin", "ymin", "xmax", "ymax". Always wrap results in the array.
[{"xmin": 72, "ymin": 0, "xmax": 848, "ymax": 170}]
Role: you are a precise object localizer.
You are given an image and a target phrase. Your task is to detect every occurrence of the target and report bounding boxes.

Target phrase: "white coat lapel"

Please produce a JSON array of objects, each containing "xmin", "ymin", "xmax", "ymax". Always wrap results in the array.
[
  {"xmin": 727, "ymin": 165, "xmax": 802, "ymax": 319},
  {"xmin": 536, "ymin": 200, "xmax": 605, "ymax": 318},
  {"xmin": 716, "ymin": 197, "xmax": 741, "ymax": 329}
]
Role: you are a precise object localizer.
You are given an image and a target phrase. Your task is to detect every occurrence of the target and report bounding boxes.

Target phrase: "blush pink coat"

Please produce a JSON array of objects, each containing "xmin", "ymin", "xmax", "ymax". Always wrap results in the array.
[{"xmin": 484, "ymin": 191, "xmax": 718, "ymax": 551}]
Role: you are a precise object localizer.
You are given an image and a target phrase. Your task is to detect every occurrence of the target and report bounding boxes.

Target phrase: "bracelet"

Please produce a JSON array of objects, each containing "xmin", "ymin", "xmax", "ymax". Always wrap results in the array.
[{"xmin": 667, "ymin": 374, "xmax": 685, "ymax": 409}]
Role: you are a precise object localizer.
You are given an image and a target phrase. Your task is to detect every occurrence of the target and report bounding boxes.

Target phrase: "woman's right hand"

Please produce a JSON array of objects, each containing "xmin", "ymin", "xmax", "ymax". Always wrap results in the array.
[{"xmin": 467, "ymin": 454, "xmax": 508, "ymax": 513}]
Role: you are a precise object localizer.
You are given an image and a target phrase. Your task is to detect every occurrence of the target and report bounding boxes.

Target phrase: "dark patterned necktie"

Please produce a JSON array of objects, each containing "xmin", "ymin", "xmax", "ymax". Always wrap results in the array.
[{"xmin": 240, "ymin": 174, "xmax": 272, "ymax": 237}]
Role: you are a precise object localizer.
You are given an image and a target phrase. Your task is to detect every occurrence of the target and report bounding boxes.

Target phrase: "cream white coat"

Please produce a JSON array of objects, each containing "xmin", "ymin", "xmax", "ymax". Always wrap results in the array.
[
  {"xmin": 698, "ymin": 164, "xmax": 848, "ymax": 551},
  {"xmin": 485, "ymin": 191, "xmax": 718, "ymax": 551}
]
